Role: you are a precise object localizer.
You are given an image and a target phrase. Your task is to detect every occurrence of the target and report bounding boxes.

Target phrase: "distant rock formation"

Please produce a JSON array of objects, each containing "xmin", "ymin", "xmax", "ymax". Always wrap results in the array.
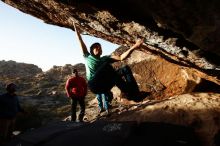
[
  {"xmin": 0, "ymin": 60, "xmax": 42, "ymax": 78},
  {"xmin": 0, "ymin": 60, "xmax": 86, "ymax": 97},
  {"xmin": 44, "ymin": 63, "xmax": 86, "ymax": 80}
]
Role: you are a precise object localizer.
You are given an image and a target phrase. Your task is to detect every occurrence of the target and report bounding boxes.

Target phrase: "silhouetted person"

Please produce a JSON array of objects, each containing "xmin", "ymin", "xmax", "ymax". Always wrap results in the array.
[
  {"xmin": 0, "ymin": 83, "xmax": 24, "ymax": 143},
  {"xmin": 65, "ymin": 69, "xmax": 87, "ymax": 122},
  {"xmin": 73, "ymin": 22, "xmax": 145, "ymax": 102}
]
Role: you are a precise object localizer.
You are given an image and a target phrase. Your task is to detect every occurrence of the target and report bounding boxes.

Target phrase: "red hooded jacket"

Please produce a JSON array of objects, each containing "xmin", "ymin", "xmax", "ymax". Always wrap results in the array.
[{"xmin": 65, "ymin": 76, "xmax": 87, "ymax": 99}]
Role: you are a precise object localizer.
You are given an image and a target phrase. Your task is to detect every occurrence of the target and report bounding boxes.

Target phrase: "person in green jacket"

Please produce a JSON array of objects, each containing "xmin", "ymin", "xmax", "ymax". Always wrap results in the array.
[{"xmin": 73, "ymin": 22, "xmax": 146, "ymax": 103}]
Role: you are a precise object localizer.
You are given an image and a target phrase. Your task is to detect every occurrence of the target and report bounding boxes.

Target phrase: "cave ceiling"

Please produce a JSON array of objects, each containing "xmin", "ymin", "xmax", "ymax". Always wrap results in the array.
[{"xmin": 2, "ymin": 0, "xmax": 220, "ymax": 77}]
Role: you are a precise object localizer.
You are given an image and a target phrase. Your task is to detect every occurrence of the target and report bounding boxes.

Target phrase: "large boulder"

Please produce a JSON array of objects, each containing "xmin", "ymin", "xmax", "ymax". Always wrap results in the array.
[{"xmin": 111, "ymin": 47, "xmax": 220, "ymax": 100}]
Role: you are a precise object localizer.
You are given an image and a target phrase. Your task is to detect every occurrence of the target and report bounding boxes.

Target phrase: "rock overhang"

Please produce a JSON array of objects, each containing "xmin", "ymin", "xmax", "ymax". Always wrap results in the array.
[{"xmin": 2, "ymin": 0, "xmax": 220, "ymax": 76}]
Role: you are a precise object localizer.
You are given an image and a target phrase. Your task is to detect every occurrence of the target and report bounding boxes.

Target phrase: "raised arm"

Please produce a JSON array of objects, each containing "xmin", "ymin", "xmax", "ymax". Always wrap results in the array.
[
  {"xmin": 110, "ymin": 39, "xmax": 144, "ymax": 61},
  {"xmin": 73, "ymin": 23, "xmax": 89, "ymax": 55}
]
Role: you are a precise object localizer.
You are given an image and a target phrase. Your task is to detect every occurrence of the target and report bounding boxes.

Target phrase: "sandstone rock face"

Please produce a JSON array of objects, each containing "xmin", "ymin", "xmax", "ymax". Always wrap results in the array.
[
  {"xmin": 2, "ymin": 0, "xmax": 220, "ymax": 73},
  {"xmin": 111, "ymin": 48, "xmax": 220, "ymax": 100}
]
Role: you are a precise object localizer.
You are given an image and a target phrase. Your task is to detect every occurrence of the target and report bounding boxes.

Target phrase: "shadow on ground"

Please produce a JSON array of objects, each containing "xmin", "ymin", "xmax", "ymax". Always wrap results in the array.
[{"xmin": 5, "ymin": 121, "xmax": 200, "ymax": 146}]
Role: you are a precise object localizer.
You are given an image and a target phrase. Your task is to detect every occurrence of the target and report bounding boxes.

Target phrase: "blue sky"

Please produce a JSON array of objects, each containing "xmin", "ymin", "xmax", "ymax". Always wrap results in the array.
[{"xmin": 0, "ymin": 1, "xmax": 118, "ymax": 71}]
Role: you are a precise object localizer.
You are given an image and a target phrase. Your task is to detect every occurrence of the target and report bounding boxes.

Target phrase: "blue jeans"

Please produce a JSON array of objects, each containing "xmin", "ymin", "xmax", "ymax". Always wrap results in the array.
[{"xmin": 96, "ymin": 93, "xmax": 108, "ymax": 111}]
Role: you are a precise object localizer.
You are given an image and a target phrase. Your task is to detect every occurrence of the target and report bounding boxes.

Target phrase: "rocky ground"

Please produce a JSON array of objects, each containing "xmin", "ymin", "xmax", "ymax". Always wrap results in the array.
[
  {"xmin": 78, "ymin": 92, "xmax": 219, "ymax": 146},
  {"xmin": 15, "ymin": 92, "xmax": 220, "ymax": 146}
]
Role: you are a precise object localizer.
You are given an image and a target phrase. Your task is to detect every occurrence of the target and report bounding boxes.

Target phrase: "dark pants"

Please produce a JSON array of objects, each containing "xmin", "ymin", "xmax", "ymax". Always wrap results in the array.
[
  {"xmin": 0, "ymin": 118, "xmax": 16, "ymax": 143},
  {"xmin": 88, "ymin": 64, "xmax": 139, "ymax": 100},
  {"xmin": 71, "ymin": 98, "xmax": 85, "ymax": 122}
]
